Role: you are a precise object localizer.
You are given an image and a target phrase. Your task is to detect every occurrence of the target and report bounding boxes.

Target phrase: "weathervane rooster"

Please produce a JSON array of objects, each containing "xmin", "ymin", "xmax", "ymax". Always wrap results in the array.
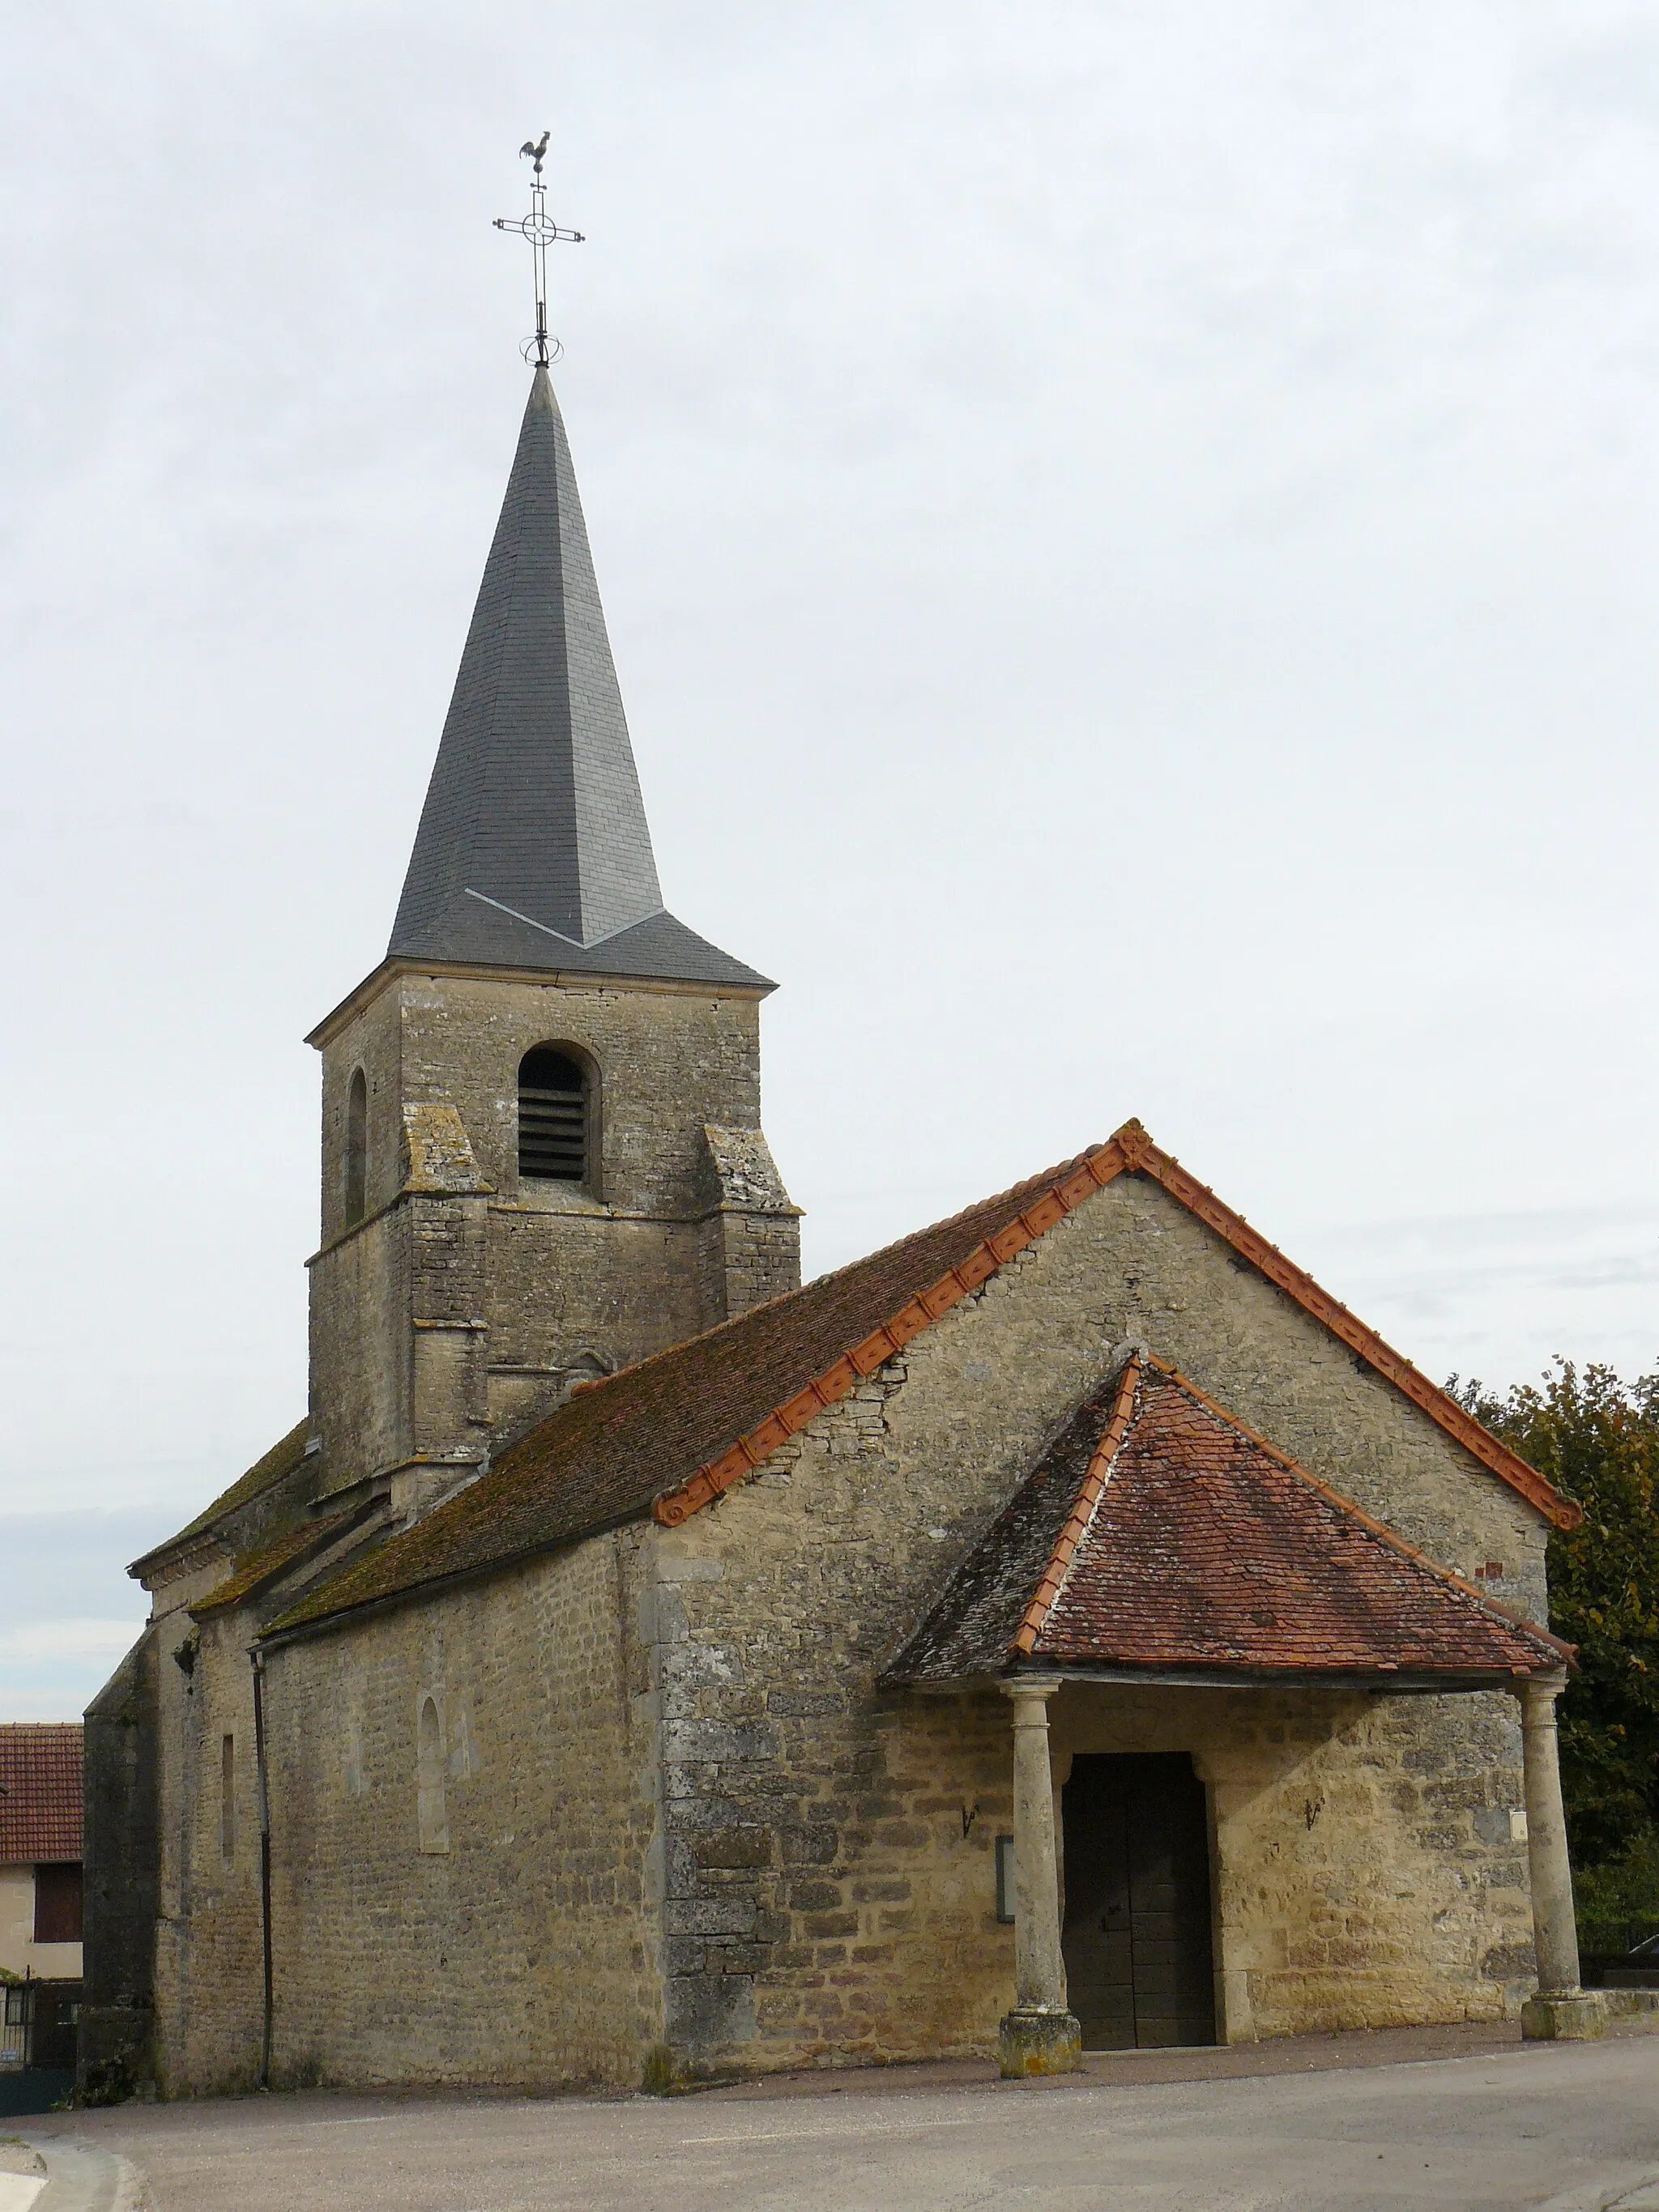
[{"xmin": 494, "ymin": 133, "xmax": 583, "ymax": 366}]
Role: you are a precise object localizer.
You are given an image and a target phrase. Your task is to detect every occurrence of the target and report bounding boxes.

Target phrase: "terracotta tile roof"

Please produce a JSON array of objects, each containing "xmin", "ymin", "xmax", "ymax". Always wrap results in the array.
[
  {"xmin": 265, "ymin": 1119, "xmax": 1576, "ymax": 1640},
  {"xmin": 0, "ymin": 1724, "xmax": 83, "ymax": 1865},
  {"xmin": 268, "ymin": 1147, "xmax": 1105, "ymax": 1634},
  {"xmin": 130, "ymin": 1418, "xmax": 312, "ymax": 1579},
  {"xmin": 889, "ymin": 1358, "xmax": 1572, "ymax": 1686}
]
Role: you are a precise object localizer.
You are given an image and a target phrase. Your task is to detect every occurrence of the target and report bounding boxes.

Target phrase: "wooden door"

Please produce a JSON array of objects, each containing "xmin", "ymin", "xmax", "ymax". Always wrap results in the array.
[{"xmin": 1061, "ymin": 1752, "xmax": 1216, "ymax": 2049}]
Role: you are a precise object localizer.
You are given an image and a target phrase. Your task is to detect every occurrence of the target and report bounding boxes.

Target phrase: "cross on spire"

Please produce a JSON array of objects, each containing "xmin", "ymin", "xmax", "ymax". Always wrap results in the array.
[{"xmin": 493, "ymin": 132, "xmax": 584, "ymax": 367}]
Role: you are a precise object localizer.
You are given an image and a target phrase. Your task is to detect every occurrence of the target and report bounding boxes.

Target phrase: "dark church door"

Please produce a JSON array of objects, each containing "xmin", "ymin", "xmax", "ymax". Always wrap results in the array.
[{"xmin": 1061, "ymin": 1752, "xmax": 1217, "ymax": 2049}]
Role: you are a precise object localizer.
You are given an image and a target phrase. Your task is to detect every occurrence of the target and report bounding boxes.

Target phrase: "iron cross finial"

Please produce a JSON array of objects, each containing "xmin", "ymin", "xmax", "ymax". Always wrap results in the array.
[{"xmin": 493, "ymin": 133, "xmax": 584, "ymax": 367}]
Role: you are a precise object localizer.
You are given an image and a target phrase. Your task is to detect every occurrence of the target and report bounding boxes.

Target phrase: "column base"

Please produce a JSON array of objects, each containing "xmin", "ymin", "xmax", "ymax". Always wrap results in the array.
[
  {"xmin": 1521, "ymin": 1990, "xmax": 1606, "ymax": 2041},
  {"xmin": 998, "ymin": 2008, "xmax": 1082, "ymax": 2078}
]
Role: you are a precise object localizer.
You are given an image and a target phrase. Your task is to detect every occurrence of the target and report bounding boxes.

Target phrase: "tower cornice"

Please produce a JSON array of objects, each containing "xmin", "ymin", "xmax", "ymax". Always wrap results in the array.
[{"xmin": 306, "ymin": 953, "xmax": 771, "ymax": 1052}]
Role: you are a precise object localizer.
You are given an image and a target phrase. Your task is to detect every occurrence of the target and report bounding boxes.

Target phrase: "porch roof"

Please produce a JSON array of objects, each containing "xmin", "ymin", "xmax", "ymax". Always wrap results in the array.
[{"xmin": 885, "ymin": 1356, "xmax": 1572, "ymax": 1692}]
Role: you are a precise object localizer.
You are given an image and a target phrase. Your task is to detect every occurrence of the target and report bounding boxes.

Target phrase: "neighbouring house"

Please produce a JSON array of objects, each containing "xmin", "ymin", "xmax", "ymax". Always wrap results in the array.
[
  {"xmin": 83, "ymin": 344, "xmax": 1592, "ymax": 2102},
  {"xmin": 1, "ymin": 1724, "xmax": 83, "ymax": 2080}
]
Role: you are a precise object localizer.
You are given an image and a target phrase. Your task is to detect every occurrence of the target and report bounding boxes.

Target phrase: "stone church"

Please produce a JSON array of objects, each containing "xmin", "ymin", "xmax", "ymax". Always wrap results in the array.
[{"xmin": 83, "ymin": 357, "xmax": 1594, "ymax": 2101}]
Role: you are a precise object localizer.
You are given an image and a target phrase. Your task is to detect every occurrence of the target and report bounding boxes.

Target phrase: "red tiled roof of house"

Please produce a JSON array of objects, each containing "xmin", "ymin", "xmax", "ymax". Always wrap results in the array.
[
  {"xmin": 267, "ymin": 1122, "xmax": 1576, "ymax": 1640},
  {"xmin": 889, "ymin": 1357, "xmax": 1571, "ymax": 1685},
  {"xmin": 0, "ymin": 1724, "xmax": 83, "ymax": 1864}
]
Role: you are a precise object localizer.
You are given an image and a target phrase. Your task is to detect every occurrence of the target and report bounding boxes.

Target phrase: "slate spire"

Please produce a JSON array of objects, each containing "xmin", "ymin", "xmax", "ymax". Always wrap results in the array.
[{"xmin": 390, "ymin": 369, "xmax": 767, "ymax": 990}]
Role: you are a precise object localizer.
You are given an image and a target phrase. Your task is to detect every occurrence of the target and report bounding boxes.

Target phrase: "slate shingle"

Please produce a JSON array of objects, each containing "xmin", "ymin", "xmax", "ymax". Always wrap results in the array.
[{"xmin": 389, "ymin": 369, "xmax": 766, "ymax": 990}]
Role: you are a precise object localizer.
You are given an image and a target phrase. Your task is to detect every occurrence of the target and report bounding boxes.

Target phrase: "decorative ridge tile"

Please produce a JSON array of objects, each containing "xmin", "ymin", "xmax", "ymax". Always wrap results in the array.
[
  {"xmin": 1106, "ymin": 1121, "xmax": 1581, "ymax": 1534},
  {"xmin": 1011, "ymin": 1353, "xmax": 1142, "ymax": 1657}
]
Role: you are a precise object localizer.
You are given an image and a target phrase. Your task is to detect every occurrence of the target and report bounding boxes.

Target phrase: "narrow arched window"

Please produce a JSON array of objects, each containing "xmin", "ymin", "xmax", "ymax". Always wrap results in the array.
[
  {"xmin": 344, "ymin": 1068, "xmax": 368, "ymax": 1228},
  {"xmin": 417, "ymin": 1694, "xmax": 448, "ymax": 1855},
  {"xmin": 220, "ymin": 1733, "xmax": 236, "ymax": 1861},
  {"xmin": 518, "ymin": 1046, "xmax": 588, "ymax": 1183}
]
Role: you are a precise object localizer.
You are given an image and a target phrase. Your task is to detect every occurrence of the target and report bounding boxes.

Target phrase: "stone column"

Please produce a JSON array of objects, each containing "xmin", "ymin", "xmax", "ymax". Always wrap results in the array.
[
  {"xmin": 997, "ymin": 1678, "xmax": 1081, "ymax": 2078},
  {"xmin": 1518, "ymin": 1671, "xmax": 1602, "ymax": 2040}
]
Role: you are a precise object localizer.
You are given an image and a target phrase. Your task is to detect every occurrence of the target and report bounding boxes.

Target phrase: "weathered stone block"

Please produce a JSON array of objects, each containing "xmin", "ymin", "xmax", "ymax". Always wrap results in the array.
[
  {"xmin": 1521, "ymin": 1992, "xmax": 1606, "ymax": 2041},
  {"xmin": 665, "ymin": 1897, "xmax": 757, "ymax": 1937},
  {"xmin": 695, "ymin": 1826, "xmax": 773, "ymax": 1869},
  {"xmin": 998, "ymin": 2009, "xmax": 1081, "ymax": 2078}
]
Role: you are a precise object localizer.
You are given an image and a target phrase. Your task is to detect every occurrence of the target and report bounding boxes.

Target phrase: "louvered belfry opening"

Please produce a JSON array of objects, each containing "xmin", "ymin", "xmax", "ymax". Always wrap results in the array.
[{"xmin": 518, "ymin": 1046, "xmax": 589, "ymax": 1183}]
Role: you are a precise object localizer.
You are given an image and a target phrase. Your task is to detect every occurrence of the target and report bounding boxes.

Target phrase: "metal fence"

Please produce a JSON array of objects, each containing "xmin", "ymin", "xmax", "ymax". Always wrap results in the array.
[
  {"xmin": 1578, "ymin": 1914, "xmax": 1659, "ymax": 1963},
  {"xmin": 0, "ymin": 1980, "xmax": 35, "ymax": 2070}
]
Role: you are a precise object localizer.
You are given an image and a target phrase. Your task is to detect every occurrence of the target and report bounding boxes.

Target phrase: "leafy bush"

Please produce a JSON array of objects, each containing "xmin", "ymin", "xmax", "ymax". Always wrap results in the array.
[{"xmin": 1453, "ymin": 1361, "xmax": 1659, "ymax": 1877}]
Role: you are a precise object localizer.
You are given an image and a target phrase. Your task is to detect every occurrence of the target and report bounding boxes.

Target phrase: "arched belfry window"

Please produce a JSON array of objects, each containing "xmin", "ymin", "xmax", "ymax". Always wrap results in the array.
[
  {"xmin": 518, "ymin": 1046, "xmax": 590, "ymax": 1183},
  {"xmin": 344, "ymin": 1068, "xmax": 368, "ymax": 1228}
]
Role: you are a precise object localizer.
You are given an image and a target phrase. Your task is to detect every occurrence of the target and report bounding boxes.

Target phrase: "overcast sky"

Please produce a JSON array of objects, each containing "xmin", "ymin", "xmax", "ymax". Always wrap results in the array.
[{"xmin": 4, "ymin": 0, "xmax": 1658, "ymax": 1720}]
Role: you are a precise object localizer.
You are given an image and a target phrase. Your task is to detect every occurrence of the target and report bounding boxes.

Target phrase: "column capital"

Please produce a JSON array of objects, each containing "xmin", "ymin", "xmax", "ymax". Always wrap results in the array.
[
  {"xmin": 1000, "ymin": 1675, "xmax": 1064, "ymax": 1705},
  {"xmin": 1517, "ymin": 1668, "xmax": 1571, "ymax": 1708}
]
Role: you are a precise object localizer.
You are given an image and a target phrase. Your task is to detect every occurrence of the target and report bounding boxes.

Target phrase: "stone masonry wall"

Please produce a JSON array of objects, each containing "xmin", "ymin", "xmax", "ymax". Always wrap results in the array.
[
  {"xmin": 390, "ymin": 973, "xmax": 766, "ymax": 1219},
  {"xmin": 256, "ymin": 1531, "xmax": 660, "ymax": 2091},
  {"xmin": 139, "ymin": 1551, "xmax": 268, "ymax": 2099},
  {"xmin": 312, "ymin": 970, "xmax": 790, "ymax": 1481},
  {"xmin": 1047, "ymin": 1681, "xmax": 1533, "ymax": 2041},
  {"xmin": 642, "ymin": 1167, "xmax": 1550, "ymax": 2078},
  {"xmin": 151, "ymin": 1605, "xmax": 267, "ymax": 2095}
]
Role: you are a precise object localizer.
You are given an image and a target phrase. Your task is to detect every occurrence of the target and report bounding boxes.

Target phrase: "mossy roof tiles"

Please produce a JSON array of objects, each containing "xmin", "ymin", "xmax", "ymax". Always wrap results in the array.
[
  {"xmin": 264, "ymin": 1120, "xmax": 1577, "ymax": 1643},
  {"xmin": 268, "ymin": 1149, "xmax": 1100, "ymax": 1634},
  {"xmin": 891, "ymin": 1358, "xmax": 1571, "ymax": 1685},
  {"xmin": 190, "ymin": 1504, "xmax": 369, "ymax": 1620}
]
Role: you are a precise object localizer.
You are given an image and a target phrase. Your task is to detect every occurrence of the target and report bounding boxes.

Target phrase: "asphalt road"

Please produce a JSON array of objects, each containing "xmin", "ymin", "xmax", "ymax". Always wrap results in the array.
[{"xmin": 24, "ymin": 2032, "xmax": 1659, "ymax": 2212}]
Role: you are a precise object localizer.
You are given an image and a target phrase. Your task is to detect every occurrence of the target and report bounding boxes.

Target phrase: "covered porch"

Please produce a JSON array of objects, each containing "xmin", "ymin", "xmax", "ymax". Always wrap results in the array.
[{"xmin": 885, "ymin": 1353, "xmax": 1588, "ymax": 2072}]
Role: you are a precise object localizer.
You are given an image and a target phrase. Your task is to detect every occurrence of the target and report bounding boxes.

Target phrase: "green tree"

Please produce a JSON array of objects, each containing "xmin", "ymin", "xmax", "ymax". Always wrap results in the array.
[{"xmin": 1454, "ymin": 1362, "xmax": 1659, "ymax": 1878}]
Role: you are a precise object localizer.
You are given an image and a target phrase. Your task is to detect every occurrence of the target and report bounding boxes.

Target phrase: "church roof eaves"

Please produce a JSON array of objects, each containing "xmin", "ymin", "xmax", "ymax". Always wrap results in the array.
[
  {"xmin": 190, "ymin": 1502, "xmax": 377, "ymax": 1621},
  {"xmin": 129, "ymin": 1418, "xmax": 313, "ymax": 1583},
  {"xmin": 259, "ymin": 1119, "xmax": 1576, "ymax": 1643}
]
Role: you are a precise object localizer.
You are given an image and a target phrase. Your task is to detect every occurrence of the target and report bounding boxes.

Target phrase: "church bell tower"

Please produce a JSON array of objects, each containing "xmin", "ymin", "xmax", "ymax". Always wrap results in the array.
[{"xmin": 303, "ymin": 358, "xmax": 799, "ymax": 1511}]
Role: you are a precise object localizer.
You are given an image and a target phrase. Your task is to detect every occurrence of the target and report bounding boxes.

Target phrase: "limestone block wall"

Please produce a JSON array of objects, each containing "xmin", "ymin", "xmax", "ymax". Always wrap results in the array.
[
  {"xmin": 309, "ymin": 1204, "xmax": 415, "ymax": 1485},
  {"xmin": 133, "ymin": 1551, "xmax": 267, "ymax": 2098},
  {"xmin": 484, "ymin": 1207, "xmax": 707, "ymax": 1387},
  {"xmin": 694, "ymin": 1210, "xmax": 803, "ymax": 1328},
  {"xmin": 1070, "ymin": 1174, "xmax": 1550, "ymax": 1619},
  {"xmin": 1047, "ymin": 1681, "xmax": 1533, "ymax": 2043},
  {"xmin": 642, "ymin": 1169, "xmax": 1552, "ymax": 2078},
  {"xmin": 318, "ymin": 980, "xmax": 406, "ymax": 1246},
  {"xmin": 257, "ymin": 1532, "xmax": 660, "ymax": 2091},
  {"xmin": 311, "ymin": 970, "xmax": 791, "ymax": 1474},
  {"xmin": 390, "ymin": 973, "xmax": 766, "ymax": 1218},
  {"xmin": 148, "ymin": 1607, "xmax": 267, "ymax": 2095}
]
